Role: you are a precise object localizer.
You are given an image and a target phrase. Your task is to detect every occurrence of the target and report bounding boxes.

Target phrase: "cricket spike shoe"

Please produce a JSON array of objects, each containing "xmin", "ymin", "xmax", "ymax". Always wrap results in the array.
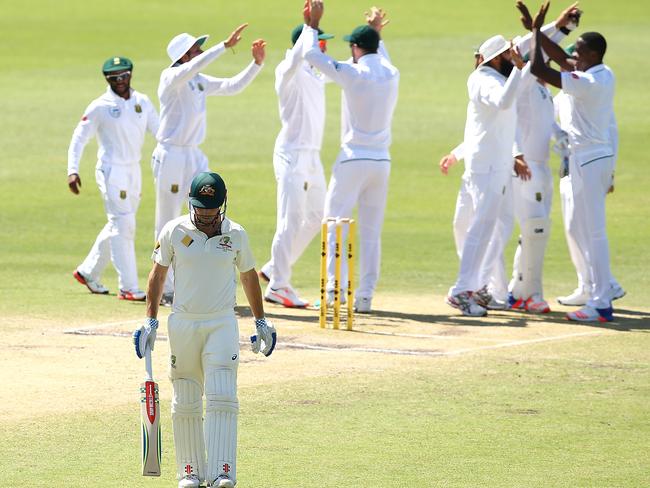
[
  {"xmin": 160, "ymin": 292, "xmax": 174, "ymax": 307},
  {"xmin": 264, "ymin": 285, "xmax": 309, "ymax": 308},
  {"xmin": 557, "ymin": 287, "xmax": 590, "ymax": 306},
  {"xmin": 73, "ymin": 270, "xmax": 109, "ymax": 294},
  {"xmin": 118, "ymin": 289, "xmax": 146, "ymax": 301},
  {"xmin": 566, "ymin": 305, "xmax": 614, "ymax": 323},
  {"xmin": 507, "ymin": 292, "xmax": 527, "ymax": 311},
  {"xmin": 609, "ymin": 284, "xmax": 626, "ymax": 301},
  {"xmin": 446, "ymin": 291, "xmax": 487, "ymax": 317},
  {"xmin": 473, "ymin": 285, "xmax": 492, "ymax": 309},
  {"xmin": 178, "ymin": 474, "xmax": 200, "ymax": 488},
  {"xmin": 354, "ymin": 296, "xmax": 372, "ymax": 313},
  {"xmin": 211, "ymin": 474, "xmax": 235, "ymax": 488},
  {"xmin": 525, "ymin": 294, "xmax": 551, "ymax": 314}
]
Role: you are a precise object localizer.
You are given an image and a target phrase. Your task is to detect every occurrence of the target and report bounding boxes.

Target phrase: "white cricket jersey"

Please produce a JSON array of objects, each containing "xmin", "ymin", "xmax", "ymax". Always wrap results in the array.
[
  {"xmin": 303, "ymin": 26, "xmax": 399, "ymax": 162},
  {"xmin": 515, "ymin": 74, "xmax": 556, "ymax": 163},
  {"xmin": 274, "ymin": 26, "xmax": 326, "ymax": 153},
  {"xmin": 157, "ymin": 43, "xmax": 262, "ymax": 147},
  {"xmin": 560, "ymin": 64, "xmax": 615, "ymax": 161},
  {"xmin": 462, "ymin": 63, "xmax": 524, "ymax": 173},
  {"xmin": 67, "ymin": 87, "xmax": 159, "ymax": 175},
  {"xmin": 153, "ymin": 216, "xmax": 256, "ymax": 315}
]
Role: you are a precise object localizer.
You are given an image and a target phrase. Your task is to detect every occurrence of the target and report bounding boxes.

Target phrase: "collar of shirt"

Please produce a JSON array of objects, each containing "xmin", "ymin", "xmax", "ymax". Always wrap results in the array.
[
  {"xmin": 104, "ymin": 86, "xmax": 133, "ymax": 102},
  {"xmin": 188, "ymin": 216, "xmax": 233, "ymax": 238},
  {"xmin": 357, "ymin": 53, "xmax": 382, "ymax": 67}
]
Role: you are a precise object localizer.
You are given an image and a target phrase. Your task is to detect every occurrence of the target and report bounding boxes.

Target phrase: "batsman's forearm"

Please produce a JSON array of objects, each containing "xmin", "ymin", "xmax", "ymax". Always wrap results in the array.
[
  {"xmin": 241, "ymin": 269, "xmax": 265, "ymax": 319},
  {"xmin": 146, "ymin": 264, "xmax": 168, "ymax": 318}
]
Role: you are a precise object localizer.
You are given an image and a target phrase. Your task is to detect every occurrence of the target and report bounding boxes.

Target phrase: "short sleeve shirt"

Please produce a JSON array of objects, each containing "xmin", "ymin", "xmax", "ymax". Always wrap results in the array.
[
  {"xmin": 153, "ymin": 215, "xmax": 255, "ymax": 314},
  {"xmin": 560, "ymin": 64, "xmax": 615, "ymax": 160}
]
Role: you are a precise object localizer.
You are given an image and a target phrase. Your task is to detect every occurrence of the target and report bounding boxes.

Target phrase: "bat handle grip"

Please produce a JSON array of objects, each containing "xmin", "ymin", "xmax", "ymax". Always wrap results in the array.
[{"xmin": 144, "ymin": 347, "xmax": 154, "ymax": 380}]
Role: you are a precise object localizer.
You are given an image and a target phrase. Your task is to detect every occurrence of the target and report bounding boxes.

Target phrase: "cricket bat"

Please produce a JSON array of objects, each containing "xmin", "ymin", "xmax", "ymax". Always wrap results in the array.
[{"xmin": 140, "ymin": 347, "xmax": 161, "ymax": 476}]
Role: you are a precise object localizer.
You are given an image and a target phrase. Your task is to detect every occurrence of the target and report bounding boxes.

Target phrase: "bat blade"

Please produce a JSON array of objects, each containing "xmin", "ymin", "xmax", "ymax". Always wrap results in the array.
[{"xmin": 140, "ymin": 349, "xmax": 161, "ymax": 476}]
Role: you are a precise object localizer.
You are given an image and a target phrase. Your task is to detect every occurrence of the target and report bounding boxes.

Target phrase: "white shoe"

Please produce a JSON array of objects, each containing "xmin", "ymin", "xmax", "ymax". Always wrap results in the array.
[
  {"xmin": 178, "ymin": 474, "xmax": 200, "ymax": 488},
  {"xmin": 486, "ymin": 297, "xmax": 508, "ymax": 310},
  {"xmin": 446, "ymin": 291, "xmax": 487, "ymax": 317},
  {"xmin": 566, "ymin": 305, "xmax": 613, "ymax": 323},
  {"xmin": 525, "ymin": 294, "xmax": 550, "ymax": 313},
  {"xmin": 73, "ymin": 270, "xmax": 109, "ymax": 294},
  {"xmin": 118, "ymin": 289, "xmax": 146, "ymax": 301},
  {"xmin": 354, "ymin": 297, "xmax": 372, "ymax": 313},
  {"xmin": 557, "ymin": 288, "xmax": 590, "ymax": 306},
  {"xmin": 211, "ymin": 474, "xmax": 235, "ymax": 488},
  {"xmin": 473, "ymin": 285, "xmax": 492, "ymax": 309},
  {"xmin": 264, "ymin": 285, "xmax": 308, "ymax": 308},
  {"xmin": 609, "ymin": 284, "xmax": 626, "ymax": 301}
]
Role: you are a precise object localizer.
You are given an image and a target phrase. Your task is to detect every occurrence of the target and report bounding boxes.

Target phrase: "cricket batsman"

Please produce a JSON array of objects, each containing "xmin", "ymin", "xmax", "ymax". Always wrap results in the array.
[{"xmin": 133, "ymin": 172, "xmax": 276, "ymax": 488}]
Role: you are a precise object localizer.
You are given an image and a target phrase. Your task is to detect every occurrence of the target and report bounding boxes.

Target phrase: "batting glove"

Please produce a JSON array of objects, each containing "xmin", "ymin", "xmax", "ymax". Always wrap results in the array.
[
  {"xmin": 250, "ymin": 317, "xmax": 277, "ymax": 357},
  {"xmin": 133, "ymin": 318, "xmax": 159, "ymax": 359}
]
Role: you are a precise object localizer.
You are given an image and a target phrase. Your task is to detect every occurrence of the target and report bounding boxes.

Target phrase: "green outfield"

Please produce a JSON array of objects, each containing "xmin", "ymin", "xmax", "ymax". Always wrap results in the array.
[{"xmin": 1, "ymin": 0, "xmax": 649, "ymax": 486}]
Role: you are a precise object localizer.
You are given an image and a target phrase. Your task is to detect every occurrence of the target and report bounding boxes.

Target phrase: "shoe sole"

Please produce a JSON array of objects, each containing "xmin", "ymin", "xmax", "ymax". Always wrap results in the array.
[
  {"xmin": 264, "ymin": 295, "xmax": 308, "ymax": 309},
  {"xmin": 73, "ymin": 271, "xmax": 108, "ymax": 295}
]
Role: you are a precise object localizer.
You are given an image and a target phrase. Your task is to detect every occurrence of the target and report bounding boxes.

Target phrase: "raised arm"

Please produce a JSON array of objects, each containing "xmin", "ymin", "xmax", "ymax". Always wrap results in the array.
[
  {"xmin": 530, "ymin": 3, "xmax": 564, "ymax": 88},
  {"xmin": 203, "ymin": 39, "xmax": 265, "ymax": 96}
]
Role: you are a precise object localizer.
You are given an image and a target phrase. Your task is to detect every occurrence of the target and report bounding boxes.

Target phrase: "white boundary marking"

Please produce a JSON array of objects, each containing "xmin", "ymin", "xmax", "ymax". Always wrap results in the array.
[{"xmin": 64, "ymin": 320, "xmax": 606, "ymax": 357}]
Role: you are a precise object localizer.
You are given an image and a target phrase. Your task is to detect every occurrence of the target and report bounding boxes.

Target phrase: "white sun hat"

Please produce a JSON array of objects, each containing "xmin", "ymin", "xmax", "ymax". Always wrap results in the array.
[
  {"xmin": 167, "ymin": 33, "xmax": 209, "ymax": 67},
  {"xmin": 479, "ymin": 34, "xmax": 510, "ymax": 65}
]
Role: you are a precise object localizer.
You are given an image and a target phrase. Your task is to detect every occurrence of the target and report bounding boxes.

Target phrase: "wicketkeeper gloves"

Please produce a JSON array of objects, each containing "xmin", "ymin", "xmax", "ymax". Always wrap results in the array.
[
  {"xmin": 133, "ymin": 317, "xmax": 159, "ymax": 359},
  {"xmin": 250, "ymin": 317, "xmax": 277, "ymax": 357}
]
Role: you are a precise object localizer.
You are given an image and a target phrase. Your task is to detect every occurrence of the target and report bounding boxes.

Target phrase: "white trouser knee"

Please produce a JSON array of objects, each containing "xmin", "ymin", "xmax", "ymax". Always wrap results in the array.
[
  {"xmin": 172, "ymin": 378, "xmax": 206, "ymax": 481},
  {"xmin": 204, "ymin": 367, "xmax": 238, "ymax": 483},
  {"xmin": 108, "ymin": 212, "xmax": 139, "ymax": 290},
  {"xmin": 511, "ymin": 217, "xmax": 550, "ymax": 299}
]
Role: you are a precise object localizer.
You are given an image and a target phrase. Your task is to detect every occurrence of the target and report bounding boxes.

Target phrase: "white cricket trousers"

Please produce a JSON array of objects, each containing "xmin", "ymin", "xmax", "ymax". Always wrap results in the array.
[
  {"xmin": 261, "ymin": 149, "xmax": 327, "ymax": 289},
  {"xmin": 559, "ymin": 175, "xmax": 621, "ymax": 296},
  {"xmin": 77, "ymin": 163, "xmax": 141, "ymax": 291},
  {"xmin": 508, "ymin": 160, "xmax": 553, "ymax": 297},
  {"xmin": 567, "ymin": 154, "xmax": 616, "ymax": 309},
  {"xmin": 454, "ymin": 173, "xmax": 514, "ymax": 302},
  {"xmin": 167, "ymin": 310, "xmax": 240, "ymax": 484},
  {"xmin": 152, "ymin": 143, "xmax": 209, "ymax": 293},
  {"xmin": 324, "ymin": 158, "xmax": 390, "ymax": 300},
  {"xmin": 450, "ymin": 169, "xmax": 510, "ymax": 296}
]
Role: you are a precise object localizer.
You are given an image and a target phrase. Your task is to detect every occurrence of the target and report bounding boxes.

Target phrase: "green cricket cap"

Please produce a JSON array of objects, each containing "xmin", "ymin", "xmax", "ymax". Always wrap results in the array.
[
  {"xmin": 189, "ymin": 172, "xmax": 227, "ymax": 209},
  {"xmin": 342, "ymin": 25, "xmax": 380, "ymax": 51},
  {"xmin": 564, "ymin": 43, "xmax": 576, "ymax": 55},
  {"xmin": 102, "ymin": 56, "xmax": 133, "ymax": 74},
  {"xmin": 291, "ymin": 25, "xmax": 334, "ymax": 45}
]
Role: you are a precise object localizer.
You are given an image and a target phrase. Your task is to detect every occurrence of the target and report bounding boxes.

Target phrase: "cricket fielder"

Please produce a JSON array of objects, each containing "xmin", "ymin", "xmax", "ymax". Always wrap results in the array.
[
  {"xmin": 133, "ymin": 172, "xmax": 276, "ymax": 488},
  {"xmin": 153, "ymin": 25, "xmax": 265, "ymax": 305},
  {"xmin": 259, "ymin": 9, "xmax": 334, "ymax": 308},
  {"xmin": 529, "ymin": 2, "xmax": 617, "ymax": 322},
  {"xmin": 68, "ymin": 56, "xmax": 158, "ymax": 300},
  {"xmin": 303, "ymin": 1, "xmax": 399, "ymax": 313}
]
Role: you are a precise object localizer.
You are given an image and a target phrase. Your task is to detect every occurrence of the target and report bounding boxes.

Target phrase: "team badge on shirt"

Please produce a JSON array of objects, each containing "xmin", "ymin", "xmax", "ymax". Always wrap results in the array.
[
  {"xmin": 135, "ymin": 104, "xmax": 142, "ymax": 113},
  {"xmin": 218, "ymin": 236, "xmax": 232, "ymax": 251},
  {"xmin": 171, "ymin": 184, "xmax": 179, "ymax": 193},
  {"xmin": 109, "ymin": 106, "xmax": 121, "ymax": 118},
  {"xmin": 181, "ymin": 235, "xmax": 194, "ymax": 247},
  {"xmin": 120, "ymin": 190, "xmax": 127, "ymax": 199},
  {"xmin": 536, "ymin": 192, "xmax": 542, "ymax": 202}
]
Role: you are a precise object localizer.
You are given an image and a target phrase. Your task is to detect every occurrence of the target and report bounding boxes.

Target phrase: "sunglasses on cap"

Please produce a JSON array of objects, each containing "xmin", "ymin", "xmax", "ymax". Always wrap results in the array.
[{"xmin": 105, "ymin": 71, "xmax": 131, "ymax": 82}]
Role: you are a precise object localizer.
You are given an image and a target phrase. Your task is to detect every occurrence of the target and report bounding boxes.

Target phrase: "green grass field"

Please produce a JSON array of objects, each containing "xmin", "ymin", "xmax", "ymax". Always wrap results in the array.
[{"xmin": 1, "ymin": 0, "xmax": 649, "ymax": 486}]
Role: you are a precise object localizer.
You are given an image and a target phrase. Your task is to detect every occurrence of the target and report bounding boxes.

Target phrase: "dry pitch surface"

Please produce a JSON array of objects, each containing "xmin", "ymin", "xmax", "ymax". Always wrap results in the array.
[{"xmin": 3, "ymin": 293, "xmax": 647, "ymax": 423}]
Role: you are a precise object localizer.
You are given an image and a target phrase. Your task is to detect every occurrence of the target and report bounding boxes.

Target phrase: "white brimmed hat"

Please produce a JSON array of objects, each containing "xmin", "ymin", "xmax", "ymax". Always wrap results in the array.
[
  {"xmin": 167, "ymin": 33, "xmax": 209, "ymax": 67},
  {"xmin": 479, "ymin": 34, "xmax": 510, "ymax": 65}
]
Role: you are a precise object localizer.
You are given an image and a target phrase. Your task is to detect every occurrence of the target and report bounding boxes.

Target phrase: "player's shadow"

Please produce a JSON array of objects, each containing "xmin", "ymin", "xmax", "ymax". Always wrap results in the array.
[{"xmin": 238, "ymin": 305, "xmax": 650, "ymax": 331}]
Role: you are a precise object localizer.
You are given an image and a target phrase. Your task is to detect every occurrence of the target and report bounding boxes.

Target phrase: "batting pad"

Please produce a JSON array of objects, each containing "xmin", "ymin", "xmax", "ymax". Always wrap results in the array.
[
  {"xmin": 518, "ymin": 217, "xmax": 551, "ymax": 298},
  {"xmin": 205, "ymin": 367, "xmax": 239, "ymax": 483},
  {"xmin": 172, "ymin": 378, "xmax": 206, "ymax": 481}
]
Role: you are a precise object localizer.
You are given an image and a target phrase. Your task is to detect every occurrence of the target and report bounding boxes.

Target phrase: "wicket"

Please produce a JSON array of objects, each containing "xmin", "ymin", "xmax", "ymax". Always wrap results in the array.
[{"xmin": 319, "ymin": 217, "xmax": 356, "ymax": 330}]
